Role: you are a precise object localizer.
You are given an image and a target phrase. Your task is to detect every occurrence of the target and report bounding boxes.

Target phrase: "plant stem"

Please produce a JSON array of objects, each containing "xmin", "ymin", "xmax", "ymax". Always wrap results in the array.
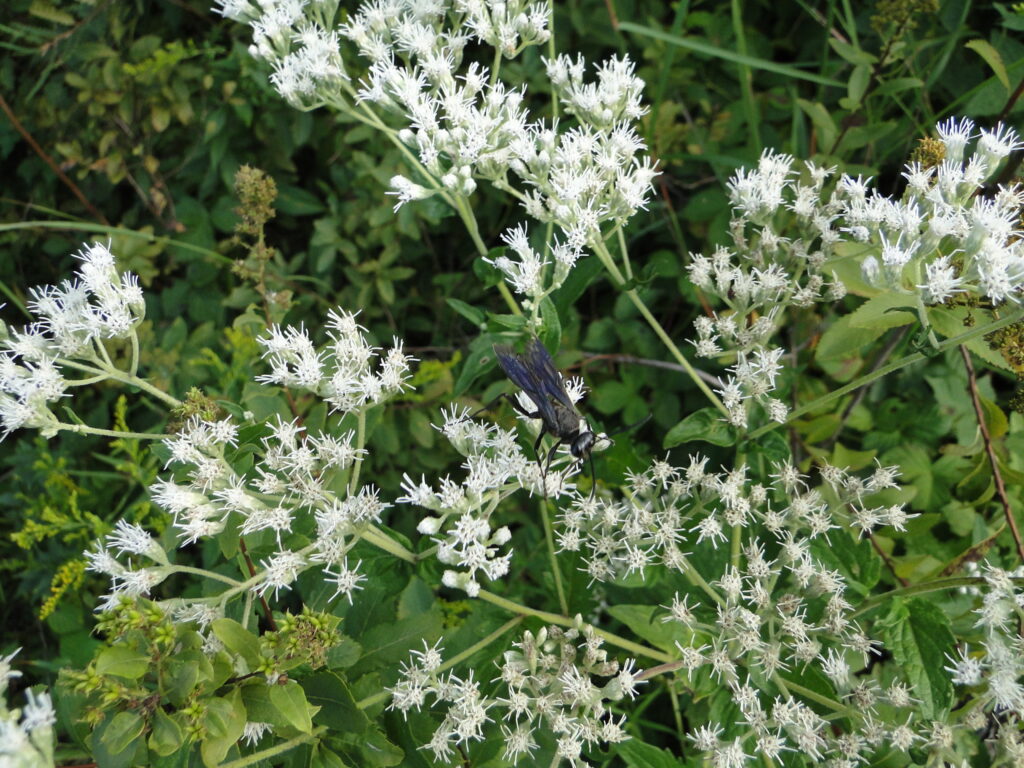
[
  {"xmin": 348, "ymin": 410, "xmax": 366, "ymax": 495},
  {"xmin": 55, "ymin": 422, "xmax": 165, "ymax": 440},
  {"xmin": 747, "ymin": 307, "xmax": 1024, "ymax": 441},
  {"xmin": 477, "ymin": 589, "xmax": 673, "ymax": 662},
  {"xmin": 360, "ymin": 525, "xmax": 418, "ymax": 564},
  {"xmin": 165, "ymin": 565, "xmax": 243, "ymax": 588},
  {"xmin": 540, "ymin": 497, "xmax": 568, "ymax": 615},
  {"xmin": 959, "ymin": 344, "xmax": 1024, "ymax": 562},
  {"xmin": 590, "ymin": 239, "xmax": 727, "ymax": 415},
  {"xmin": 219, "ymin": 727, "xmax": 326, "ymax": 768},
  {"xmin": 356, "ymin": 617, "xmax": 524, "ymax": 711},
  {"xmin": 850, "ymin": 576, "xmax": 992, "ymax": 619}
]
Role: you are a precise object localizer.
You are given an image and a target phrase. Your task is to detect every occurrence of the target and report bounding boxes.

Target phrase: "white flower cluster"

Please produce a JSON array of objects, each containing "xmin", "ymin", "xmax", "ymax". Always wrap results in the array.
[
  {"xmin": 639, "ymin": 462, "xmax": 934, "ymax": 765},
  {"xmin": 213, "ymin": 0, "xmax": 347, "ymax": 108},
  {"xmin": 389, "ymin": 621, "xmax": 642, "ymax": 765},
  {"xmin": 846, "ymin": 119, "xmax": 1023, "ymax": 304},
  {"xmin": 688, "ymin": 153, "xmax": 848, "ymax": 428},
  {"xmin": 257, "ymin": 309, "xmax": 414, "ymax": 413},
  {"xmin": 216, "ymin": 1, "xmax": 656, "ymax": 322},
  {"xmin": 945, "ymin": 566, "xmax": 1024, "ymax": 734},
  {"xmin": 398, "ymin": 406, "xmax": 536, "ymax": 598},
  {"xmin": 559, "ymin": 455, "xmax": 910, "ymax": 585},
  {"xmin": 0, "ymin": 242, "xmax": 145, "ymax": 438},
  {"xmin": 86, "ymin": 310, "xmax": 401, "ymax": 613},
  {"xmin": 0, "ymin": 649, "xmax": 55, "ymax": 767}
]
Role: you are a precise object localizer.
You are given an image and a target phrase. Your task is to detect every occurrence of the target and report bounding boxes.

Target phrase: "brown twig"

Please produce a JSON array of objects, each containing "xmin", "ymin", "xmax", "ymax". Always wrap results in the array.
[
  {"xmin": 868, "ymin": 532, "xmax": 908, "ymax": 587},
  {"xmin": 0, "ymin": 92, "xmax": 109, "ymax": 225},
  {"xmin": 239, "ymin": 537, "xmax": 278, "ymax": 631},
  {"xmin": 603, "ymin": 0, "xmax": 620, "ymax": 30},
  {"xmin": 959, "ymin": 345, "xmax": 1024, "ymax": 563}
]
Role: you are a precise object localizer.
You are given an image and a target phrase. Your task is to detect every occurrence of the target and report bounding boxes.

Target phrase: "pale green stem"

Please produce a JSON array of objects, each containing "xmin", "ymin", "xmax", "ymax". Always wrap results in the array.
[
  {"xmin": 219, "ymin": 727, "xmax": 326, "ymax": 768},
  {"xmin": 58, "ymin": 357, "xmax": 182, "ymax": 408},
  {"xmin": 773, "ymin": 675, "xmax": 850, "ymax": 715},
  {"xmin": 591, "ymin": 238, "xmax": 728, "ymax": 415},
  {"xmin": 477, "ymin": 589, "xmax": 673, "ymax": 662},
  {"xmin": 162, "ymin": 565, "xmax": 243, "ymax": 588},
  {"xmin": 55, "ymin": 422, "xmax": 165, "ymax": 441},
  {"xmin": 359, "ymin": 525, "xmax": 418, "ymax": 564},
  {"xmin": 129, "ymin": 331, "xmax": 140, "ymax": 377},
  {"xmin": 850, "ymin": 576, "xmax": 993, "ymax": 619},
  {"xmin": 616, "ymin": 226, "xmax": 633, "ymax": 281},
  {"xmin": 747, "ymin": 306, "xmax": 1024, "ymax": 441},
  {"xmin": 356, "ymin": 616, "xmax": 524, "ymax": 710},
  {"xmin": 540, "ymin": 497, "xmax": 568, "ymax": 615},
  {"xmin": 348, "ymin": 410, "xmax": 366, "ymax": 495}
]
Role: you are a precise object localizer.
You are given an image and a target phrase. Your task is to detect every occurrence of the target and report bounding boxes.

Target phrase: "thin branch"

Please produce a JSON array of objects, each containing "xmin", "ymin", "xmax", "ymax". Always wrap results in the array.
[
  {"xmin": 868, "ymin": 532, "xmax": 908, "ymax": 587},
  {"xmin": 238, "ymin": 538, "xmax": 278, "ymax": 631},
  {"xmin": 959, "ymin": 345, "xmax": 1024, "ymax": 563},
  {"xmin": 576, "ymin": 353, "xmax": 724, "ymax": 388},
  {"xmin": 0, "ymin": 92, "xmax": 109, "ymax": 225}
]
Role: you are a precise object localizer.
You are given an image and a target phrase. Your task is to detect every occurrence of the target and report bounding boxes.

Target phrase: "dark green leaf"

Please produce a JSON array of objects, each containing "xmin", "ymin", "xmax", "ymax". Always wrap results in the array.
[{"xmin": 664, "ymin": 407, "xmax": 736, "ymax": 448}]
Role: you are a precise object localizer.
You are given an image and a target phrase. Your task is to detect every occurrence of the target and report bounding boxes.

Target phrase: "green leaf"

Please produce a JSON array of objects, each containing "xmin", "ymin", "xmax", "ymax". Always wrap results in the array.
[
  {"xmin": 616, "ymin": 738, "xmax": 686, "ymax": 768},
  {"xmin": 103, "ymin": 711, "xmax": 146, "ymax": 755},
  {"xmin": 829, "ymin": 37, "xmax": 878, "ymax": 66},
  {"xmin": 201, "ymin": 691, "xmax": 246, "ymax": 767},
  {"xmin": 276, "ymin": 184, "xmax": 327, "ymax": 215},
  {"xmin": 148, "ymin": 708, "xmax": 184, "ymax": 757},
  {"xmin": 619, "ymin": 21, "xmax": 843, "ymax": 86},
  {"xmin": 211, "ymin": 618, "xmax": 261, "ymax": 668},
  {"xmin": 606, "ymin": 605, "xmax": 677, "ymax": 651},
  {"xmin": 270, "ymin": 681, "xmax": 316, "ymax": 734},
  {"xmin": 538, "ymin": 297, "xmax": 562, "ymax": 352},
  {"xmin": 847, "ymin": 293, "xmax": 918, "ymax": 331},
  {"xmin": 880, "ymin": 598, "xmax": 955, "ymax": 718},
  {"xmin": 301, "ymin": 672, "xmax": 371, "ymax": 734},
  {"xmin": 445, "ymin": 298, "xmax": 485, "ymax": 327},
  {"xmin": 965, "ymin": 39, "xmax": 1010, "ymax": 89},
  {"xmin": 95, "ymin": 646, "xmax": 150, "ymax": 680},
  {"xmin": 844, "ymin": 64, "xmax": 871, "ymax": 108},
  {"xmin": 453, "ymin": 334, "xmax": 501, "ymax": 397},
  {"xmin": 796, "ymin": 99, "xmax": 838, "ymax": 150},
  {"xmin": 664, "ymin": 407, "xmax": 735, "ymax": 448},
  {"xmin": 816, "ymin": 312, "xmax": 885, "ymax": 382}
]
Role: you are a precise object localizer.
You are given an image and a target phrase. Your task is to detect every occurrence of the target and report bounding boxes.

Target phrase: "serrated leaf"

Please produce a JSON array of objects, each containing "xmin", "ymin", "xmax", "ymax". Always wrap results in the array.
[
  {"xmin": 95, "ymin": 646, "xmax": 150, "ymax": 680},
  {"xmin": 881, "ymin": 598, "xmax": 954, "ymax": 718},
  {"xmin": 270, "ymin": 681, "xmax": 316, "ymax": 734},
  {"xmin": 664, "ymin": 407, "xmax": 735, "ymax": 448},
  {"xmin": 965, "ymin": 39, "xmax": 1009, "ymax": 89}
]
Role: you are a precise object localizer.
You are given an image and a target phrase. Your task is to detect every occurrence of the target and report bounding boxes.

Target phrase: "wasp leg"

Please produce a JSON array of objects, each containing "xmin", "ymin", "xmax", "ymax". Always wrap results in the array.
[{"xmin": 467, "ymin": 393, "xmax": 540, "ymax": 422}]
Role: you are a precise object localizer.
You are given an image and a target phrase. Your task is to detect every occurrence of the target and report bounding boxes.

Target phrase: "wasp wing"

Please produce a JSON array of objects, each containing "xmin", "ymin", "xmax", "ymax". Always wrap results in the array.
[
  {"xmin": 523, "ymin": 336, "xmax": 577, "ymax": 411},
  {"xmin": 493, "ymin": 343, "xmax": 560, "ymax": 424}
]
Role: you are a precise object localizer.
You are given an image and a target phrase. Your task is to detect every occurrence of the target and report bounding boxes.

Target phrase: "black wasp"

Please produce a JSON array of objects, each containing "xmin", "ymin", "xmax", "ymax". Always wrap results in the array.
[{"xmin": 492, "ymin": 336, "xmax": 602, "ymax": 494}]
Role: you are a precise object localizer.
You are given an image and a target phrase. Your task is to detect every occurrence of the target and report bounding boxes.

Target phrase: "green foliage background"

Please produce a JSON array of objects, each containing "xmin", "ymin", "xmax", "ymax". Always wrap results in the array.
[{"xmin": 1, "ymin": 0, "xmax": 1022, "ymax": 763}]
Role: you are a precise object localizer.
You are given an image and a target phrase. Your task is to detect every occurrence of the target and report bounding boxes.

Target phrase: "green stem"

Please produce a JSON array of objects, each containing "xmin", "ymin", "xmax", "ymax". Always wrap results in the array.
[
  {"xmin": 356, "ymin": 616, "xmax": 523, "ymax": 711},
  {"xmin": 55, "ymin": 422, "xmax": 165, "ymax": 441},
  {"xmin": 775, "ymin": 676, "xmax": 849, "ymax": 714},
  {"xmin": 359, "ymin": 525, "xmax": 418, "ymax": 564},
  {"xmin": 747, "ymin": 306, "xmax": 1024, "ymax": 441},
  {"xmin": 730, "ymin": 0, "xmax": 761, "ymax": 151},
  {"xmin": 590, "ymin": 239, "xmax": 727, "ymax": 415},
  {"xmin": 348, "ymin": 410, "xmax": 366, "ymax": 495},
  {"xmin": 851, "ymin": 576, "xmax": 989, "ymax": 619},
  {"xmin": 540, "ymin": 497, "xmax": 569, "ymax": 615},
  {"xmin": 219, "ymin": 727, "xmax": 326, "ymax": 768},
  {"xmin": 477, "ymin": 589, "xmax": 673, "ymax": 662},
  {"xmin": 163, "ymin": 565, "xmax": 243, "ymax": 588}
]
